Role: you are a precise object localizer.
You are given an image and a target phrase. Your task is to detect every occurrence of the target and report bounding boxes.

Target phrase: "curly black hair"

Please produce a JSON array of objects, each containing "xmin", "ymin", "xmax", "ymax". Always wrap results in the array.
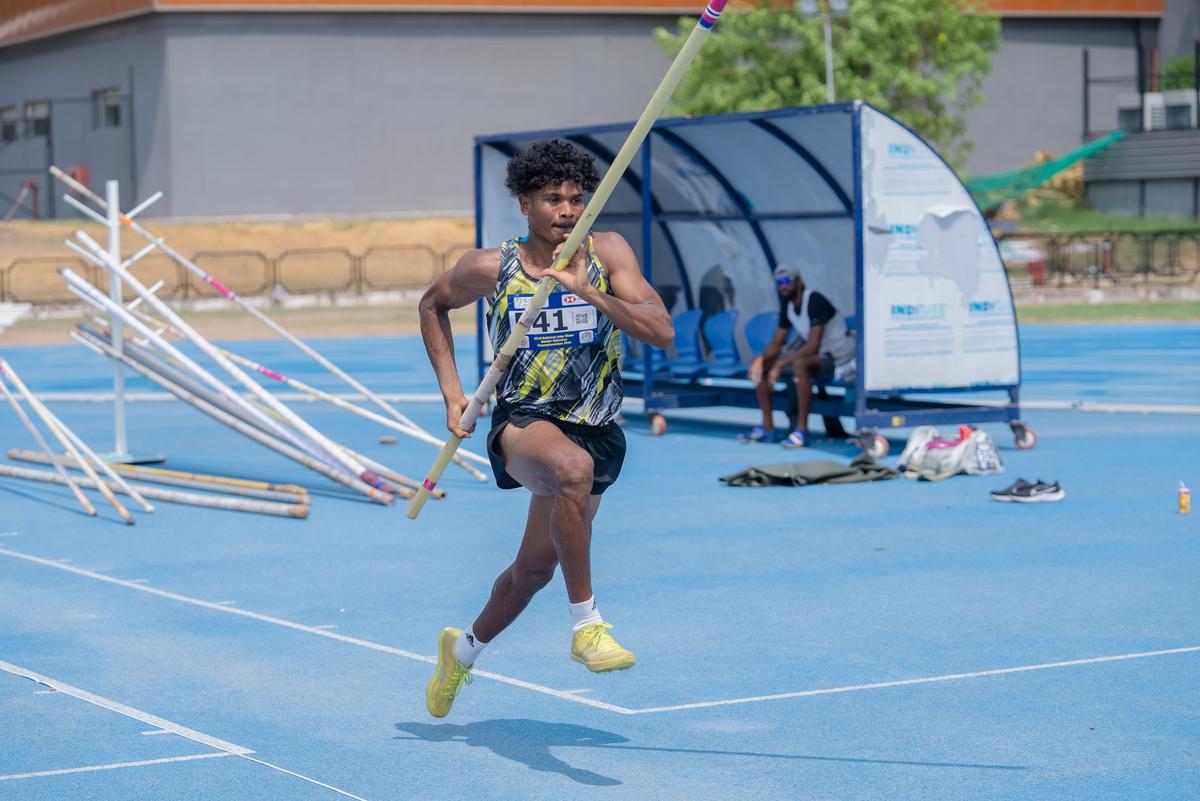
[{"xmin": 505, "ymin": 139, "xmax": 600, "ymax": 197}]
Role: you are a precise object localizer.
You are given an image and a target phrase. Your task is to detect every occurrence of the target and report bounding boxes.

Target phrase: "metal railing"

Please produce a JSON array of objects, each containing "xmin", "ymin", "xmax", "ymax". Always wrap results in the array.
[
  {"xmin": 4, "ymin": 232, "xmax": 1197, "ymax": 305},
  {"xmin": 0, "ymin": 243, "xmax": 474, "ymax": 304},
  {"xmin": 996, "ymin": 230, "xmax": 1200, "ymax": 289}
]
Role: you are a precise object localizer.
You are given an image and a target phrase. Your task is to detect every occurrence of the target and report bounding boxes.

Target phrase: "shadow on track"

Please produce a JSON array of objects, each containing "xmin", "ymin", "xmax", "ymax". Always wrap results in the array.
[{"xmin": 395, "ymin": 719, "xmax": 626, "ymax": 786}]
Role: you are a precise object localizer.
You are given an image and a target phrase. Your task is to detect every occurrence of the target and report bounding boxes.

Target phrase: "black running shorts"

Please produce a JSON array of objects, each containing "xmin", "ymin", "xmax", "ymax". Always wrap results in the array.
[{"xmin": 486, "ymin": 405, "xmax": 627, "ymax": 496}]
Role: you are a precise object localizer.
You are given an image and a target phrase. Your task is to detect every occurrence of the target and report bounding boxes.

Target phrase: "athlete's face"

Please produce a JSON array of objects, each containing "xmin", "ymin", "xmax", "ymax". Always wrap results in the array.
[{"xmin": 521, "ymin": 181, "xmax": 585, "ymax": 245}]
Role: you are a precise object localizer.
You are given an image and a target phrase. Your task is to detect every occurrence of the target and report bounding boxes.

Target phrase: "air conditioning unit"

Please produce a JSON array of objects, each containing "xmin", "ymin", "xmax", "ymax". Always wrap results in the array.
[
  {"xmin": 1163, "ymin": 90, "xmax": 1198, "ymax": 129},
  {"xmin": 1116, "ymin": 91, "xmax": 1198, "ymax": 131}
]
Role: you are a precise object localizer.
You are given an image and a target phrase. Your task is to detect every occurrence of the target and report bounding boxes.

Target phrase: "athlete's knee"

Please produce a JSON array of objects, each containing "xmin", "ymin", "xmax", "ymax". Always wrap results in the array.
[
  {"xmin": 510, "ymin": 560, "xmax": 556, "ymax": 594},
  {"xmin": 552, "ymin": 452, "xmax": 594, "ymax": 497}
]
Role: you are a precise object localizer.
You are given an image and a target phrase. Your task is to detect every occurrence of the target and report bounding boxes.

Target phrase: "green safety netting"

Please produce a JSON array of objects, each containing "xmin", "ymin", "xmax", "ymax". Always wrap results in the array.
[{"xmin": 966, "ymin": 130, "xmax": 1126, "ymax": 211}]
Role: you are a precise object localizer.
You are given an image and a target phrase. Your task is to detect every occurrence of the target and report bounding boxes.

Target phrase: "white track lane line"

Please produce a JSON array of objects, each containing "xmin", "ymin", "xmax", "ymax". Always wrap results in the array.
[
  {"xmin": 628, "ymin": 646, "xmax": 1200, "ymax": 714},
  {"xmin": 0, "ymin": 659, "xmax": 372, "ymax": 800},
  {"xmin": 0, "ymin": 659, "xmax": 252, "ymax": 753},
  {"xmin": 0, "ymin": 752, "xmax": 233, "ymax": 781},
  {"xmin": 0, "ymin": 547, "xmax": 634, "ymax": 714},
  {"xmin": 5, "ymin": 548, "xmax": 1196, "ymax": 717}
]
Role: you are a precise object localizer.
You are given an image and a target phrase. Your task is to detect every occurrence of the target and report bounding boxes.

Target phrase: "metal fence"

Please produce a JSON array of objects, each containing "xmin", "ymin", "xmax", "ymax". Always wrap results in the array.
[
  {"xmin": 996, "ymin": 230, "xmax": 1200, "ymax": 289},
  {"xmin": 0, "ymin": 243, "xmax": 474, "ymax": 304},
  {"xmin": 4, "ymin": 232, "xmax": 1198, "ymax": 304}
]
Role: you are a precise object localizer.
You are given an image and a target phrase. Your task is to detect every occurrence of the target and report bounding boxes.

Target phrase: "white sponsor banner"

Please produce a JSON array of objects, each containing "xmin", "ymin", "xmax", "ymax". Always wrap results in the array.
[{"xmin": 859, "ymin": 107, "xmax": 1019, "ymax": 391}]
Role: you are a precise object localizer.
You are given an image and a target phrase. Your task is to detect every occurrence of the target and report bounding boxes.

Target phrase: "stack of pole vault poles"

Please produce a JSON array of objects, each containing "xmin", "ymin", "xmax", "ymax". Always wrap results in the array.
[
  {"xmin": 0, "ymin": 354, "xmax": 310, "ymax": 519},
  {"xmin": 50, "ymin": 166, "xmax": 490, "ymax": 484},
  {"xmin": 66, "ymin": 267, "xmax": 435, "ymax": 502},
  {"xmin": 112, "ymin": 298, "xmax": 461, "ymax": 468},
  {"xmin": 58, "ymin": 252, "xmax": 405, "ymax": 506}
]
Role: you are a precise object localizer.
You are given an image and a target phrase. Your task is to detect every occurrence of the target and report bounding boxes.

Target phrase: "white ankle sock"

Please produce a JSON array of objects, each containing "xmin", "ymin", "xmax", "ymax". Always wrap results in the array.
[
  {"xmin": 453, "ymin": 626, "xmax": 487, "ymax": 668},
  {"xmin": 568, "ymin": 596, "xmax": 603, "ymax": 632}
]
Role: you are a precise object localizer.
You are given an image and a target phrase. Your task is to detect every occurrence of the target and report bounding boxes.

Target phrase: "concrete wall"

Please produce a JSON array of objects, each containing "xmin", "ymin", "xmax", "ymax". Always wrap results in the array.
[
  {"xmin": 0, "ymin": 15, "xmax": 170, "ymax": 218},
  {"xmin": 964, "ymin": 18, "xmax": 1140, "ymax": 174},
  {"xmin": 160, "ymin": 12, "xmax": 676, "ymax": 218},
  {"xmin": 1161, "ymin": 0, "xmax": 1199, "ymax": 61}
]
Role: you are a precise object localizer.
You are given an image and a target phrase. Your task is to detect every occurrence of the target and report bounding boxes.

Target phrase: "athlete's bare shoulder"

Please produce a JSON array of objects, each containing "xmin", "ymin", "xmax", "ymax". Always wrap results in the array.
[
  {"xmin": 424, "ymin": 247, "xmax": 501, "ymax": 311},
  {"xmin": 590, "ymin": 231, "xmax": 637, "ymax": 273},
  {"xmin": 456, "ymin": 247, "xmax": 502, "ymax": 276}
]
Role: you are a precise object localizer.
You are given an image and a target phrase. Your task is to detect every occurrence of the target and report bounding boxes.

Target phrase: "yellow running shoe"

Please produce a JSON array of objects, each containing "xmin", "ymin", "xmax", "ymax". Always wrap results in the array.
[
  {"xmin": 425, "ymin": 627, "xmax": 472, "ymax": 718},
  {"xmin": 570, "ymin": 622, "xmax": 636, "ymax": 672}
]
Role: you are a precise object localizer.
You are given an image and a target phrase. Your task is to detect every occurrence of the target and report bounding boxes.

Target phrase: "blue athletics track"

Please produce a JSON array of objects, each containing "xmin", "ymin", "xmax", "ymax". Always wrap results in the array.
[{"xmin": 0, "ymin": 323, "xmax": 1197, "ymax": 801}]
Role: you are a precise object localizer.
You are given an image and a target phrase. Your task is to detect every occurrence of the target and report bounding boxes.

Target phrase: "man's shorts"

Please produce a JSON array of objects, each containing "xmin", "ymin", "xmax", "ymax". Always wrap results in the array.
[
  {"xmin": 777, "ymin": 339, "xmax": 836, "ymax": 380},
  {"xmin": 486, "ymin": 405, "xmax": 627, "ymax": 496}
]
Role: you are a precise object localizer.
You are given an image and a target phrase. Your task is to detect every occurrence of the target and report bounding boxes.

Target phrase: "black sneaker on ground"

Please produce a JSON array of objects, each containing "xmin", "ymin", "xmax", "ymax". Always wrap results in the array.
[
  {"xmin": 988, "ymin": 479, "xmax": 1036, "ymax": 503},
  {"xmin": 1026, "ymin": 479, "xmax": 1065, "ymax": 502},
  {"xmin": 991, "ymin": 477, "xmax": 1064, "ymax": 503}
]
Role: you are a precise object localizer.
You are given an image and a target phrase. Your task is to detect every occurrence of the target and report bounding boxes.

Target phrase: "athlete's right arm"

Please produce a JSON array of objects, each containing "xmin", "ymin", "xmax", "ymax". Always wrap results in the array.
[{"xmin": 418, "ymin": 249, "xmax": 500, "ymax": 438}]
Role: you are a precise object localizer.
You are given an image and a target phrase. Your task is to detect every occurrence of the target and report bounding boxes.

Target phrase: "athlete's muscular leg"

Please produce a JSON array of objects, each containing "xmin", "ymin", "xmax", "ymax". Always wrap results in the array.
[
  {"xmin": 471, "ymin": 493, "xmax": 601, "ymax": 643},
  {"xmin": 484, "ymin": 419, "xmax": 601, "ymax": 607}
]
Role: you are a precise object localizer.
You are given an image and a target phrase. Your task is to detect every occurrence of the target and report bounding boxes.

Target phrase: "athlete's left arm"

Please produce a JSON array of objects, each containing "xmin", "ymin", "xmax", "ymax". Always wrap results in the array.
[{"xmin": 557, "ymin": 232, "xmax": 674, "ymax": 349}]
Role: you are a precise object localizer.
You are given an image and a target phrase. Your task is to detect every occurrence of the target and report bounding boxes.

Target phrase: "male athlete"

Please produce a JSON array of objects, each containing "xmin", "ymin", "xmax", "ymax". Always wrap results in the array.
[{"xmin": 417, "ymin": 139, "xmax": 674, "ymax": 718}]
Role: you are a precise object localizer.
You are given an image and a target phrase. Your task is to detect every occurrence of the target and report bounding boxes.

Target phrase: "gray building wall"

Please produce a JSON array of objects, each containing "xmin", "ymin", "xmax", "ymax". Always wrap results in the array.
[
  {"xmin": 0, "ymin": 14, "xmax": 170, "ymax": 219},
  {"xmin": 964, "ymin": 18, "xmax": 1141, "ymax": 174},
  {"xmin": 1161, "ymin": 0, "xmax": 1199, "ymax": 60},
  {"xmin": 1084, "ymin": 129, "xmax": 1200, "ymax": 218},
  {"xmin": 3, "ymin": 11, "xmax": 678, "ymax": 220}
]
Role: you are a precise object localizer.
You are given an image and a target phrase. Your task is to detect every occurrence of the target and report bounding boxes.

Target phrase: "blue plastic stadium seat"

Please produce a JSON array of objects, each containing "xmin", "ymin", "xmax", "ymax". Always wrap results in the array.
[
  {"xmin": 689, "ymin": 310, "xmax": 743, "ymax": 378},
  {"xmin": 646, "ymin": 309, "xmax": 703, "ymax": 375},
  {"xmin": 743, "ymin": 310, "xmax": 783, "ymax": 356}
]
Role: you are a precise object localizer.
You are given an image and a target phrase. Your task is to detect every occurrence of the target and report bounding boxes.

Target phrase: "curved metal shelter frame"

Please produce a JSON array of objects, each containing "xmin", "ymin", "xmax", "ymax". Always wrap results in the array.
[{"xmin": 474, "ymin": 102, "xmax": 1030, "ymax": 445}]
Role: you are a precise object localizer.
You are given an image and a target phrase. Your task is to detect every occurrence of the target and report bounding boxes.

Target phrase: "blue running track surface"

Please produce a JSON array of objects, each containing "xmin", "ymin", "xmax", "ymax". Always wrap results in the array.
[{"xmin": 0, "ymin": 323, "xmax": 1197, "ymax": 800}]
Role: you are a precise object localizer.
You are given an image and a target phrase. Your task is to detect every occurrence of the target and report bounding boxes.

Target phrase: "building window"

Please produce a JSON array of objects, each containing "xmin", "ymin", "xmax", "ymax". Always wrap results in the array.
[
  {"xmin": 92, "ymin": 88, "xmax": 121, "ymax": 129},
  {"xmin": 24, "ymin": 101, "xmax": 50, "ymax": 137},
  {"xmin": 1164, "ymin": 104, "xmax": 1191, "ymax": 130},
  {"xmin": 0, "ymin": 107, "xmax": 15, "ymax": 142},
  {"xmin": 1117, "ymin": 107, "xmax": 1142, "ymax": 132}
]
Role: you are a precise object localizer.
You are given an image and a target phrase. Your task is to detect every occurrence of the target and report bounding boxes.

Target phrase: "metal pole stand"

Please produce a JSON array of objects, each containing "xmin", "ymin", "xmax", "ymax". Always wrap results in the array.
[{"xmin": 69, "ymin": 178, "xmax": 164, "ymax": 465}]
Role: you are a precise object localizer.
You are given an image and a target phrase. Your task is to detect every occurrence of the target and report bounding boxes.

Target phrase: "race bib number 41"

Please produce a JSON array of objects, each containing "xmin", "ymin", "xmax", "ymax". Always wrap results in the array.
[{"xmin": 509, "ymin": 291, "xmax": 599, "ymax": 350}]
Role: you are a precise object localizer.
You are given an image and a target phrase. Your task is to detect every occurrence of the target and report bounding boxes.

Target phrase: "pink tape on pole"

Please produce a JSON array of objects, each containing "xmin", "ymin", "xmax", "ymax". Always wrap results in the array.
[
  {"xmin": 206, "ymin": 277, "xmax": 236, "ymax": 299},
  {"xmin": 260, "ymin": 367, "xmax": 286, "ymax": 382},
  {"xmin": 422, "ymin": 478, "xmax": 437, "ymax": 491},
  {"xmin": 699, "ymin": 0, "xmax": 727, "ymax": 29}
]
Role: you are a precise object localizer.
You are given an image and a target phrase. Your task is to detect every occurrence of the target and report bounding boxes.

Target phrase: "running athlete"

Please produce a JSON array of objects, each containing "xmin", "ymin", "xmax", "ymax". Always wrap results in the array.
[{"xmin": 417, "ymin": 139, "xmax": 674, "ymax": 718}]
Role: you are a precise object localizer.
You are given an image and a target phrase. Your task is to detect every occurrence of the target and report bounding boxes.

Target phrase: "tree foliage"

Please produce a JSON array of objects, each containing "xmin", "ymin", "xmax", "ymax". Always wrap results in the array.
[
  {"xmin": 655, "ymin": 0, "xmax": 1000, "ymax": 166},
  {"xmin": 1162, "ymin": 54, "xmax": 1196, "ymax": 91}
]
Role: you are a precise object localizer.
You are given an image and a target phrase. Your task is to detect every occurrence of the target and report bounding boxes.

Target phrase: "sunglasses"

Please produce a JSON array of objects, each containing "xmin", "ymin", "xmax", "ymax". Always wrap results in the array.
[{"xmin": 775, "ymin": 275, "xmax": 794, "ymax": 288}]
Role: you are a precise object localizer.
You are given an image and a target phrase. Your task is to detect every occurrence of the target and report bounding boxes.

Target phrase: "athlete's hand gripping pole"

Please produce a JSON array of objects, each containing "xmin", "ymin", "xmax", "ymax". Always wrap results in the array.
[{"xmin": 406, "ymin": 0, "xmax": 729, "ymax": 519}]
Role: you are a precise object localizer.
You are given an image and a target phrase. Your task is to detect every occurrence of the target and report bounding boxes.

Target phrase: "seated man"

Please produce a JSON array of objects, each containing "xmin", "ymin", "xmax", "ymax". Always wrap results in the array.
[{"xmin": 739, "ymin": 264, "xmax": 855, "ymax": 448}]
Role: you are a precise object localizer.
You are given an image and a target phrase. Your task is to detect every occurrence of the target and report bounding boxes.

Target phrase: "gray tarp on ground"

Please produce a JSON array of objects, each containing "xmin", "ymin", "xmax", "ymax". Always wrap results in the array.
[{"xmin": 720, "ymin": 454, "xmax": 898, "ymax": 487}]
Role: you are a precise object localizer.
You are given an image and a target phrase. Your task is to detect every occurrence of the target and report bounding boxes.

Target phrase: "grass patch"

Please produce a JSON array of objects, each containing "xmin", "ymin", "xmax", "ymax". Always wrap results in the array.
[
  {"xmin": 1017, "ymin": 301, "xmax": 1200, "ymax": 323},
  {"xmin": 1013, "ymin": 203, "xmax": 1200, "ymax": 235}
]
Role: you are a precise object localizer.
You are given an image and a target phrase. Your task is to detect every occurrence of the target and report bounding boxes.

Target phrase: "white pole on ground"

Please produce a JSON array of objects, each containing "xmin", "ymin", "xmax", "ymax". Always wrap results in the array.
[
  {"xmin": 0, "ymin": 371, "xmax": 96, "ymax": 516},
  {"xmin": 105, "ymin": 180, "xmax": 128, "ymax": 459},
  {"xmin": 0, "ymin": 357, "xmax": 135, "ymax": 524}
]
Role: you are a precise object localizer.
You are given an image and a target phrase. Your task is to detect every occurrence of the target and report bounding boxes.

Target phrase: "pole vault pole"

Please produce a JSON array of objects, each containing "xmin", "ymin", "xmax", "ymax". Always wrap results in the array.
[{"xmin": 406, "ymin": 0, "xmax": 730, "ymax": 519}]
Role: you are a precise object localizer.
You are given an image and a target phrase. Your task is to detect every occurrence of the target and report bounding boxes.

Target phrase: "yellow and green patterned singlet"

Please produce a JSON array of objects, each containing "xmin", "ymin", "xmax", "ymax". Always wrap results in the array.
[{"xmin": 487, "ymin": 236, "xmax": 622, "ymax": 427}]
